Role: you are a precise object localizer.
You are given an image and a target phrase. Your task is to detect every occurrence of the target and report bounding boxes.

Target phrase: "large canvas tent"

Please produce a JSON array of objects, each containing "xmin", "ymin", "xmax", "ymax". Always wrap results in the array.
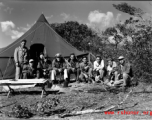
[{"xmin": 0, "ymin": 14, "xmax": 88, "ymax": 79}]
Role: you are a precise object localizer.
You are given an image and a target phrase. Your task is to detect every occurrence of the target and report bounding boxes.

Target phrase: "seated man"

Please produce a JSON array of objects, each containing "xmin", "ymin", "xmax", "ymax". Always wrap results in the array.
[
  {"xmin": 93, "ymin": 55, "xmax": 105, "ymax": 82},
  {"xmin": 37, "ymin": 53, "xmax": 52, "ymax": 78},
  {"xmin": 79, "ymin": 56, "xmax": 93, "ymax": 83},
  {"xmin": 51, "ymin": 53, "xmax": 69, "ymax": 87},
  {"xmin": 22, "ymin": 59, "xmax": 40, "ymax": 79},
  {"xmin": 66, "ymin": 53, "xmax": 80, "ymax": 82},
  {"xmin": 113, "ymin": 56, "xmax": 133, "ymax": 87},
  {"xmin": 104, "ymin": 58, "xmax": 118, "ymax": 86}
]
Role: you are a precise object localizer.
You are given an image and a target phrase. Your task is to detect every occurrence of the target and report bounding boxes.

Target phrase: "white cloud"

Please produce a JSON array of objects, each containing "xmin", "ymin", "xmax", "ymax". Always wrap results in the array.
[
  {"xmin": 0, "ymin": 21, "xmax": 24, "ymax": 40},
  {"xmin": 116, "ymin": 13, "xmax": 121, "ymax": 22},
  {"xmin": 11, "ymin": 30, "xmax": 24, "ymax": 40},
  {"xmin": 19, "ymin": 24, "xmax": 31, "ymax": 31},
  {"xmin": 88, "ymin": 10, "xmax": 113, "ymax": 25},
  {"xmin": 46, "ymin": 15, "xmax": 53, "ymax": 20},
  {"xmin": 87, "ymin": 10, "xmax": 121, "ymax": 31},
  {"xmin": 0, "ymin": 2, "xmax": 4, "ymax": 8},
  {"xmin": 0, "ymin": 21, "xmax": 15, "ymax": 32},
  {"xmin": 0, "ymin": 2, "xmax": 13, "ymax": 14},
  {"xmin": 60, "ymin": 13, "xmax": 70, "ymax": 20},
  {"xmin": 4, "ymin": 6, "xmax": 13, "ymax": 14}
]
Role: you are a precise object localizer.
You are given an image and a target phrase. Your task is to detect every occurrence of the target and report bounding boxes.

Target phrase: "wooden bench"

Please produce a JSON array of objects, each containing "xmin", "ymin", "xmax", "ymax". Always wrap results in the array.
[{"xmin": 0, "ymin": 79, "xmax": 48, "ymax": 98}]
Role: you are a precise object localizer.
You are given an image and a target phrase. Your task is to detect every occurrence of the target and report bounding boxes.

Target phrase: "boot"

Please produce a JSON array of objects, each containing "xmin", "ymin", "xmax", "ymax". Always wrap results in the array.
[
  {"xmin": 63, "ymin": 78, "xmax": 69, "ymax": 87},
  {"xmin": 51, "ymin": 80, "xmax": 56, "ymax": 89},
  {"xmin": 47, "ymin": 81, "xmax": 52, "ymax": 88}
]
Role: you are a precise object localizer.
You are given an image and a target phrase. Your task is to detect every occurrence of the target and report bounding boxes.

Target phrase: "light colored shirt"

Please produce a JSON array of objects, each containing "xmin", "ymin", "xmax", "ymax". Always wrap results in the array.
[
  {"xmin": 107, "ymin": 61, "xmax": 117, "ymax": 75},
  {"xmin": 14, "ymin": 46, "xmax": 28, "ymax": 63},
  {"xmin": 93, "ymin": 60, "xmax": 104, "ymax": 71}
]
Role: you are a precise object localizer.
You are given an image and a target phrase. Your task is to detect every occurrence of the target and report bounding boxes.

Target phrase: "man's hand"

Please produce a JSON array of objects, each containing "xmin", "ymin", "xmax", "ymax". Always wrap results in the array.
[
  {"xmin": 84, "ymin": 66, "xmax": 89, "ymax": 70},
  {"xmin": 72, "ymin": 68, "xmax": 76, "ymax": 72},
  {"xmin": 16, "ymin": 62, "xmax": 19, "ymax": 67},
  {"xmin": 58, "ymin": 68, "xmax": 63, "ymax": 72}
]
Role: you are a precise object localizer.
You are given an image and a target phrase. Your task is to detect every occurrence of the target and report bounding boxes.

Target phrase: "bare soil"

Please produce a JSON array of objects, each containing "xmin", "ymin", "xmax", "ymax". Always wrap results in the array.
[{"xmin": 0, "ymin": 81, "xmax": 152, "ymax": 120}]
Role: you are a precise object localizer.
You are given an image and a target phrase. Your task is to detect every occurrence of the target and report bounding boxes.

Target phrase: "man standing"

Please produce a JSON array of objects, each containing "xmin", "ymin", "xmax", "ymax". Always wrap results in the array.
[
  {"xmin": 67, "ymin": 53, "xmax": 80, "ymax": 82},
  {"xmin": 114, "ymin": 56, "xmax": 133, "ymax": 87},
  {"xmin": 79, "ymin": 56, "xmax": 93, "ymax": 83},
  {"xmin": 14, "ymin": 40, "xmax": 28, "ymax": 79},
  {"xmin": 93, "ymin": 55, "xmax": 105, "ymax": 82},
  {"xmin": 51, "ymin": 53, "xmax": 68, "ymax": 87}
]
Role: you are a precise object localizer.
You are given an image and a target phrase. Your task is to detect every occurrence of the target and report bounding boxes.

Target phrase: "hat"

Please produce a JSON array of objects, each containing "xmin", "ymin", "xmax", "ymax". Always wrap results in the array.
[
  {"xmin": 118, "ymin": 56, "xmax": 124, "ymax": 60},
  {"xmin": 107, "ymin": 57, "xmax": 113, "ymax": 61},
  {"xmin": 29, "ymin": 59, "xmax": 34, "ymax": 63},
  {"xmin": 96, "ymin": 54, "xmax": 101, "ymax": 57},
  {"xmin": 55, "ymin": 53, "xmax": 62, "ymax": 57},
  {"xmin": 40, "ymin": 52, "xmax": 44, "ymax": 55}
]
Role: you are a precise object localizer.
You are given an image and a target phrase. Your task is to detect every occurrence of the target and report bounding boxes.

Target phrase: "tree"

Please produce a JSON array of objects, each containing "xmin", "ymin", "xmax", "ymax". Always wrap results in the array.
[
  {"xmin": 51, "ymin": 21, "xmax": 100, "ymax": 51},
  {"xmin": 113, "ymin": 2, "xmax": 145, "ymax": 18}
]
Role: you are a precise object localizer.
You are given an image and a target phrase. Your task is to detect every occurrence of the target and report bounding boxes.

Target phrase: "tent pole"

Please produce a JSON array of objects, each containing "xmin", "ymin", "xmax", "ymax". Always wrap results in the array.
[
  {"xmin": 0, "ymin": 69, "xmax": 4, "ymax": 80},
  {"xmin": 89, "ymin": 53, "xmax": 91, "ymax": 62},
  {"xmin": 3, "ymin": 57, "xmax": 11, "ymax": 79}
]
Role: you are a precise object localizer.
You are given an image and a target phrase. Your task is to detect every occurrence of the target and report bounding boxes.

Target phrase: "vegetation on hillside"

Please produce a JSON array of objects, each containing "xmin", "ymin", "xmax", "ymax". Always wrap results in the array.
[{"xmin": 51, "ymin": 3, "xmax": 152, "ymax": 83}]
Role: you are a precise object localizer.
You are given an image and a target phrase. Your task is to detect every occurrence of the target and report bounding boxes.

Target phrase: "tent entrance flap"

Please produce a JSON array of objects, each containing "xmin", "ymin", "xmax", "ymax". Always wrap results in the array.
[{"xmin": 29, "ymin": 43, "xmax": 45, "ymax": 61}]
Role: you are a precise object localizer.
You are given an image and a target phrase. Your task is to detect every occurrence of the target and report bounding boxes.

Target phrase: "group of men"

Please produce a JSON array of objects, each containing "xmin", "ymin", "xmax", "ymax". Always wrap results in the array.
[{"xmin": 14, "ymin": 39, "xmax": 133, "ymax": 88}]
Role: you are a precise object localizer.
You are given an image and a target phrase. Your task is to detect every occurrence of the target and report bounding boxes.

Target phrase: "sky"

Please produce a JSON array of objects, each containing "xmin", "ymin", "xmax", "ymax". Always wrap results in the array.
[{"xmin": 0, "ymin": 0, "xmax": 152, "ymax": 48}]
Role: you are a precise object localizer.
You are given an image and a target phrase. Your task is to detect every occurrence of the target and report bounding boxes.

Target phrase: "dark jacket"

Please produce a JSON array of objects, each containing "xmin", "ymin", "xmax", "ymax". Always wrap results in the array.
[
  {"xmin": 52, "ymin": 58, "xmax": 67, "ymax": 70},
  {"xmin": 37, "ymin": 59, "xmax": 52, "ymax": 71},
  {"xmin": 67, "ymin": 58, "xmax": 79, "ymax": 69},
  {"xmin": 79, "ymin": 61, "xmax": 92, "ymax": 73}
]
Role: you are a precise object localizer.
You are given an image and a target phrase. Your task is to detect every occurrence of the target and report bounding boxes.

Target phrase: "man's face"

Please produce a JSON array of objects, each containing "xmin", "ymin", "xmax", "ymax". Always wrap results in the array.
[
  {"xmin": 83, "ymin": 58, "xmax": 87, "ymax": 63},
  {"xmin": 96, "ymin": 57, "xmax": 101, "ymax": 63},
  {"xmin": 44, "ymin": 58, "xmax": 47, "ymax": 62},
  {"xmin": 40, "ymin": 54, "xmax": 44, "ymax": 59},
  {"xmin": 119, "ymin": 59, "xmax": 125, "ymax": 65},
  {"xmin": 70, "ymin": 55, "xmax": 75, "ymax": 60},
  {"xmin": 29, "ymin": 62, "xmax": 34, "ymax": 67},
  {"xmin": 108, "ymin": 60, "xmax": 112, "ymax": 66},
  {"xmin": 56, "ymin": 57, "xmax": 61, "ymax": 61},
  {"xmin": 21, "ymin": 41, "xmax": 26, "ymax": 48}
]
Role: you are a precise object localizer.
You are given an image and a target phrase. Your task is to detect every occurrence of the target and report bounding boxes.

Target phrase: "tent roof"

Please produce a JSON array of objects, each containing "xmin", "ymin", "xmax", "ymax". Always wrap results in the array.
[
  {"xmin": 37, "ymin": 14, "xmax": 48, "ymax": 23},
  {"xmin": 0, "ymin": 14, "xmax": 87, "ymax": 57}
]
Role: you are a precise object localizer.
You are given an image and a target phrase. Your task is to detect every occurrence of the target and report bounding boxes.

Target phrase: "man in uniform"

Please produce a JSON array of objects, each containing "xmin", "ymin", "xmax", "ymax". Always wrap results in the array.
[
  {"xmin": 93, "ymin": 55, "xmax": 105, "ymax": 82},
  {"xmin": 37, "ymin": 53, "xmax": 52, "ymax": 78},
  {"xmin": 104, "ymin": 58, "xmax": 118, "ymax": 86},
  {"xmin": 14, "ymin": 40, "xmax": 28, "ymax": 79},
  {"xmin": 66, "ymin": 53, "xmax": 80, "ymax": 82},
  {"xmin": 79, "ymin": 56, "xmax": 93, "ymax": 83},
  {"xmin": 113, "ymin": 56, "xmax": 133, "ymax": 87},
  {"xmin": 51, "ymin": 53, "xmax": 68, "ymax": 87},
  {"xmin": 22, "ymin": 59, "xmax": 40, "ymax": 79}
]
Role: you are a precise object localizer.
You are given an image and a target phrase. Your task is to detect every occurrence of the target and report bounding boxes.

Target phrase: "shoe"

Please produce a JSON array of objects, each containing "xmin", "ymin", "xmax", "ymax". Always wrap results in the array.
[
  {"xmin": 51, "ymin": 85, "xmax": 56, "ymax": 90},
  {"xmin": 63, "ymin": 79, "xmax": 69, "ymax": 87}
]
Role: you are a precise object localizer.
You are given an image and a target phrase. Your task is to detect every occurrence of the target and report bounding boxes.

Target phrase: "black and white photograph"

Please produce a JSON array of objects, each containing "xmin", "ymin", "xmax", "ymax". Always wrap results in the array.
[{"xmin": 0, "ymin": 0, "xmax": 152, "ymax": 119}]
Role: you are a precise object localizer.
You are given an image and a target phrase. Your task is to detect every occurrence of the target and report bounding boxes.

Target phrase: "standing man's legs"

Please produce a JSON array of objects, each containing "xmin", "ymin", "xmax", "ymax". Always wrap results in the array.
[
  {"xmin": 15, "ymin": 66, "xmax": 21, "ymax": 79},
  {"xmin": 15, "ymin": 62, "xmax": 24, "ymax": 79}
]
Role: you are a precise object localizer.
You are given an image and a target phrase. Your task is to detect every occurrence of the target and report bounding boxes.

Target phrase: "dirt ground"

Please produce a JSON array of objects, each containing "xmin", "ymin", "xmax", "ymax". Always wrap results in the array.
[{"xmin": 0, "ymin": 81, "xmax": 152, "ymax": 120}]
